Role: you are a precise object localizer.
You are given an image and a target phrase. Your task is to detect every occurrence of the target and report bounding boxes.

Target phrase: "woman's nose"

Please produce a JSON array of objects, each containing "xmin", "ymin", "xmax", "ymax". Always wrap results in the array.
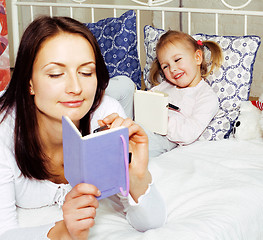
[{"xmin": 65, "ymin": 73, "xmax": 82, "ymax": 95}]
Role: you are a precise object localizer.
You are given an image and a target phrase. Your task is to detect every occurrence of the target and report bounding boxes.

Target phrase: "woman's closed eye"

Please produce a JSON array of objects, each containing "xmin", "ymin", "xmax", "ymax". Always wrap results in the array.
[
  {"xmin": 79, "ymin": 71, "xmax": 93, "ymax": 77},
  {"xmin": 48, "ymin": 73, "xmax": 64, "ymax": 78},
  {"xmin": 174, "ymin": 58, "xmax": 181, "ymax": 62}
]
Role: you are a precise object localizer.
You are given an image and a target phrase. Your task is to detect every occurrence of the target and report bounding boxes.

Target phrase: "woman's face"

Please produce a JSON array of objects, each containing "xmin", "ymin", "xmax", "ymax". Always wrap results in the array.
[{"xmin": 30, "ymin": 33, "xmax": 97, "ymax": 126}]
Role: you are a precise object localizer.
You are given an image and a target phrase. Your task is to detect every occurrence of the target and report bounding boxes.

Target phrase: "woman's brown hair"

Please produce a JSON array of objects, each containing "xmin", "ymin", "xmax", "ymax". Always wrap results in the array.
[
  {"xmin": 0, "ymin": 16, "xmax": 109, "ymax": 179},
  {"xmin": 150, "ymin": 30, "xmax": 223, "ymax": 86}
]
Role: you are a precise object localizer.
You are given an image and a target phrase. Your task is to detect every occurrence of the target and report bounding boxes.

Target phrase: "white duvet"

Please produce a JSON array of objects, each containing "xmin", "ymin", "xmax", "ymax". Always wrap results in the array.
[
  {"xmin": 17, "ymin": 139, "xmax": 263, "ymax": 239},
  {"xmin": 89, "ymin": 139, "xmax": 263, "ymax": 240}
]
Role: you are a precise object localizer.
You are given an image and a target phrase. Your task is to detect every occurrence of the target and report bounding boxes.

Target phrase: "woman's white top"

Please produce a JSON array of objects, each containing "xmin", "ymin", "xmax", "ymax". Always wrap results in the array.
[
  {"xmin": 0, "ymin": 95, "xmax": 166, "ymax": 239},
  {"xmin": 151, "ymin": 80, "xmax": 219, "ymax": 145}
]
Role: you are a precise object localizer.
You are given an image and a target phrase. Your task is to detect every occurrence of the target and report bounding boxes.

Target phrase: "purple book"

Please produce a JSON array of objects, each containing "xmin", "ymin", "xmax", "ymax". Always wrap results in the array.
[{"xmin": 62, "ymin": 116, "xmax": 129, "ymax": 200}]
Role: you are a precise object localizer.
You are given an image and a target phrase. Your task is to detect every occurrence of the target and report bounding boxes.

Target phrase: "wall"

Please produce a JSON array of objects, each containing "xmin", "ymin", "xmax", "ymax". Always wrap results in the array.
[
  {"xmin": 151, "ymin": 0, "xmax": 263, "ymax": 98},
  {"xmin": 183, "ymin": 0, "xmax": 263, "ymax": 98},
  {"xmin": 6, "ymin": 0, "xmax": 263, "ymax": 97}
]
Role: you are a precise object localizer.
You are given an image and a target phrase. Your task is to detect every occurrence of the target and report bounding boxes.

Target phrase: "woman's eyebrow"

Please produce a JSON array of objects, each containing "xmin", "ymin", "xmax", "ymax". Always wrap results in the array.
[
  {"xmin": 80, "ymin": 61, "xmax": 96, "ymax": 67},
  {"xmin": 42, "ymin": 62, "xmax": 65, "ymax": 69},
  {"xmin": 42, "ymin": 61, "xmax": 96, "ymax": 69}
]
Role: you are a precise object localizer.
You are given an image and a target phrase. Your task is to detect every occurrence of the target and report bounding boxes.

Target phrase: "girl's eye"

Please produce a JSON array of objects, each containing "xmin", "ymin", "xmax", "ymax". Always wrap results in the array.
[
  {"xmin": 48, "ymin": 73, "xmax": 63, "ymax": 78},
  {"xmin": 162, "ymin": 65, "xmax": 168, "ymax": 70},
  {"xmin": 175, "ymin": 58, "xmax": 181, "ymax": 62}
]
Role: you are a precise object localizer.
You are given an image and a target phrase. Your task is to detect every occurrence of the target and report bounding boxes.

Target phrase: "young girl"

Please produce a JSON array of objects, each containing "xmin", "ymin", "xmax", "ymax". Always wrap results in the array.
[{"xmin": 147, "ymin": 30, "xmax": 223, "ymax": 157}]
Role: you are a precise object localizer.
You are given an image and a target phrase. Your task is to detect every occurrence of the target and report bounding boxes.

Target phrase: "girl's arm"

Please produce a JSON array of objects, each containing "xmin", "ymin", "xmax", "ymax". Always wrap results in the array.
[{"xmin": 167, "ymin": 88, "xmax": 219, "ymax": 144}]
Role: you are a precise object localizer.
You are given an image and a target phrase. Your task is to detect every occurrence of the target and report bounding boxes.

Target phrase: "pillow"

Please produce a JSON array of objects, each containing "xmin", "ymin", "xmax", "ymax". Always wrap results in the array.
[
  {"xmin": 85, "ymin": 10, "xmax": 141, "ymax": 89},
  {"xmin": 143, "ymin": 25, "xmax": 261, "ymax": 140}
]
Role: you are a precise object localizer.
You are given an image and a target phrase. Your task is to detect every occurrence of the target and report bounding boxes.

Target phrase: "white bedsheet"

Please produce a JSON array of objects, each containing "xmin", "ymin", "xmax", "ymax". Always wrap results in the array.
[
  {"xmin": 89, "ymin": 139, "xmax": 263, "ymax": 240},
  {"xmin": 16, "ymin": 139, "xmax": 263, "ymax": 239}
]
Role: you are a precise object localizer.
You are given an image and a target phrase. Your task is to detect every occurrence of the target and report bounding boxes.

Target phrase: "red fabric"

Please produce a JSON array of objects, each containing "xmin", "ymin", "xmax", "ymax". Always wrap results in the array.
[
  {"xmin": 0, "ymin": 0, "xmax": 10, "ymax": 91},
  {"xmin": 251, "ymin": 101, "xmax": 263, "ymax": 111}
]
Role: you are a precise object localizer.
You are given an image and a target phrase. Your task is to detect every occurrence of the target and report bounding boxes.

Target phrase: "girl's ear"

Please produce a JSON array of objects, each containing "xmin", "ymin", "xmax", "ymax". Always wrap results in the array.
[
  {"xmin": 194, "ymin": 49, "xmax": 203, "ymax": 65},
  {"xmin": 29, "ymin": 80, "xmax": 35, "ymax": 95}
]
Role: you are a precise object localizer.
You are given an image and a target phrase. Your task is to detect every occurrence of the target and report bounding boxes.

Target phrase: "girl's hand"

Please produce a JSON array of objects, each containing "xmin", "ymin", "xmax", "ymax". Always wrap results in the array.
[
  {"xmin": 98, "ymin": 113, "xmax": 152, "ymax": 202},
  {"xmin": 48, "ymin": 183, "xmax": 100, "ymax": 240}
]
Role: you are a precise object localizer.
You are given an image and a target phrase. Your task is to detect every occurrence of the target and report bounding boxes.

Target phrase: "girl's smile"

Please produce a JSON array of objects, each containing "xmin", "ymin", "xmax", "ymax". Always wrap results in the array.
[
  {"xmin": 158, "ymin": 42, "xmax": 202, "ymax": 88},
  {"xmin": 173, "ymin": 72, "xmax": 184, "ymax": 80}
]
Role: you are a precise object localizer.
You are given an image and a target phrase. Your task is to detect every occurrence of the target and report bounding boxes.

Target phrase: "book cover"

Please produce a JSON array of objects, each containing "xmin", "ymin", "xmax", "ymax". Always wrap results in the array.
[
  {"xmin": 62, "ymin": 116, "xmax": 129, "ymax": 200},
  {"xmin": 134, "ymin": 90, "xmax": 168, "ymax": 135}
]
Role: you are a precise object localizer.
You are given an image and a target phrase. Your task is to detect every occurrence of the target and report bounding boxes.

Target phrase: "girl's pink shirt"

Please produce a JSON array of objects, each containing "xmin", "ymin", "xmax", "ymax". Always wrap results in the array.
[{"xmin": 151, "ymin": 80, "xmax": 219, "ymax": 144}]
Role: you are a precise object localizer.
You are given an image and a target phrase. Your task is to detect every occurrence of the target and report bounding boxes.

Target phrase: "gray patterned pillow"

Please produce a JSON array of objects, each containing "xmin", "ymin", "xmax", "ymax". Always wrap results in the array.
[{"xmin": 143, "ymin": 25, "xmax": 261, "ymax": 140}]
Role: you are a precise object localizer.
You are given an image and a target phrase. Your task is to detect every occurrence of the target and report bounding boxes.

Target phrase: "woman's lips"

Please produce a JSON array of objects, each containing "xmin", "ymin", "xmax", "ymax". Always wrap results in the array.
[{"xmin": 60, "ymin": 100, "xmax": 84, "ymax": 108}]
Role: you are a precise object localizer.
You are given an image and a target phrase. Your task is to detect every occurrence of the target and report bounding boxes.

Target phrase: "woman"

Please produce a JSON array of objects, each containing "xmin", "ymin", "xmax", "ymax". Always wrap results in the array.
[{"xmin": 0, "ymin": 16, "xmax": 166, "ymax": 239}]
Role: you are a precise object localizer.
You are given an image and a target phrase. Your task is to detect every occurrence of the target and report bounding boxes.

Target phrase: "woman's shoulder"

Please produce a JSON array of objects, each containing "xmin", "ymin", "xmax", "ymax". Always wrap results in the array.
[
  {"xmin": 96, "ymin": 95, "xmax": 126, "ymax": 115},
  {"xmin": 0, "ymin": 107, "xmax": 17, "ymax": 175},
  {"xmin": 0, "ymin": 107, "xmax": 15, "ymax": 142},
  {"xmin": 100, "ymin": 94, "xmax": 121, "ymax": 106}
]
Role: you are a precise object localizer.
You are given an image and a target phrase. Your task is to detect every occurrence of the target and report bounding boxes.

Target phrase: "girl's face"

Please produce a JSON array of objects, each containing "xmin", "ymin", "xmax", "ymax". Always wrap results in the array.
[
  {"xmin": 158, "ymin": 41, "xmax": 202, "ymax": 88},
  {"xmin": 30, "ymin": 33, "xmax": 97, "ymax": 127}
]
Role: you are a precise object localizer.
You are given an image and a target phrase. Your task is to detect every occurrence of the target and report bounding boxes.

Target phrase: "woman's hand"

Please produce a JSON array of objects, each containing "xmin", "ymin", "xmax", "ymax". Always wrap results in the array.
[
  {"xmin": 98, "ymin": 113, "xmax": 152, "ymax": 202},
  {"xmin": 48, "ymin": 183, "xmax": 100, "ymax": 240}
]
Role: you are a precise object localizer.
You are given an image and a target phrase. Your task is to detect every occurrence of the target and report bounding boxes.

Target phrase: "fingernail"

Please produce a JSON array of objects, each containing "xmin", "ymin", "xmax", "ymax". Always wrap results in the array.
[{"xmin": 97, "ymin": 190, "xmax": 101, "ymax": 196}]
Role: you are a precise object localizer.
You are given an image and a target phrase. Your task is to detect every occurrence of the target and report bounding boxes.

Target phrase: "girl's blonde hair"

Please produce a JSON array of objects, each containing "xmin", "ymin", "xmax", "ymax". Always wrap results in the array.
[{"xmin": 150, "ymin": 30, "xmax": 223, "ymax": 86}]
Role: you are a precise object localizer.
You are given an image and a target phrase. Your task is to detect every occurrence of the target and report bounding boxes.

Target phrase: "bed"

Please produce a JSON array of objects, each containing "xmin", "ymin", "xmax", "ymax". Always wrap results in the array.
[{"xmin": 9, "ymin": 0, "xmax": 263, "ymax": 239}]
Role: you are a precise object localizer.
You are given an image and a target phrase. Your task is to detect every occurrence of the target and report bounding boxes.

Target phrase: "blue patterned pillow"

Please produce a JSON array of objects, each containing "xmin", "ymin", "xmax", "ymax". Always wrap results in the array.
[
  {"xmin": 85, "ymin": 10, "xmax": 141, "ymax": 89},
  {"xmin": 143, "ymin": 25, "xmax": 261, "ymax": 140}
]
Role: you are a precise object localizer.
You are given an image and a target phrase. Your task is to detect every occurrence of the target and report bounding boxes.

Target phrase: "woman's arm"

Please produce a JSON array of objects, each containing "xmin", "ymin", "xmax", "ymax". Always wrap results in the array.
[
  {"xmin": 98, "ymin": 113, "xmax": 167, "ymax": 230},
  {"xmin": 0, "ymin": 148, "xmax": 100, "ymax": 240},
  {"xmin": 0, "ymin": 144, "xmax": 19, "ymax": 236},
  {"xmin": 118, "ymin": 181, "xmax": 166, "ymax": 232},
  {"xmin": 0, "ymin": 145, "xmax": 55, "ymax": 239},
  {"xmin": 98, "ymin": 113, "xmax": 151, "ymax": 200},
  {"xmin": 0, "ymin": 223, "xmax": 55, "ymax": 240}
]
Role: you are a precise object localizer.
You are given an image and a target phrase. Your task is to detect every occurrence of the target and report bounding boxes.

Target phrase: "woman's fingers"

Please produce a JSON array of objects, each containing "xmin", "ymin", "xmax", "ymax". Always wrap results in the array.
[
  {"xmin": 64, "ymin": 206, "xmax": 97, "ymax": 225},
  {"xmin": 63, "ymin": 184, "xmax": 100, "ymax": 215},
  {"xmin": 76, "ymin": 207, "xmax": 97, "ymax": 221},
  {"xmin": 62, "ymin": 184, "xmax": 100, "ymax": 239},
  {"xmin": 101, "ymin": 113, "xmax": 119, "ymax": 125},
  {"xmin": 100, "ymin": 113, "xmax": 125, "ymax": 128},
  {"xmin": 64, "ymin": 218, "xmax": 94, "ymax": 239},
  {"xmin": 63, "ymin": 193, "xmax": 99, "ymax": 212},
  {"xmin": 65, "ymin": 183, "xmax": 101, "ymax": 201},
  {"xmin": 63, "ymin": 183, "xmax": 100, "ymax": 224},
  {"xmin": 128, "ymin": 122, "xmax": 148, "ymax": 142},
  {"xmin": 101, "ymin": 113, "xmax": 145, "ymax": 137}
]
